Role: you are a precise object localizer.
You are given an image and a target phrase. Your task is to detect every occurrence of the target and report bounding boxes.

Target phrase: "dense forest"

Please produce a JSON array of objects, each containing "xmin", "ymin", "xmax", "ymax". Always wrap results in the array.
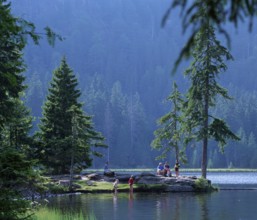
[{"xmin": 11, "ymin": 0, "xmax": 257, "ymax": 169}]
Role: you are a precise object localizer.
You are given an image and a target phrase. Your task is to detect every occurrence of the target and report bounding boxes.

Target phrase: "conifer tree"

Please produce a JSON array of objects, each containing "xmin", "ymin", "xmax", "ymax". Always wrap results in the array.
[
  {"xmin": 183, "ymin": 7, "xmax": 239, "ymax": 178},
  {"xmin": 0, "ymin": 1, "xmax": 25, "ymax": 127},
  {"xmin": 0, "ymin": 1, "xmax": 49, "ymax": 218},
  {"xmin": 151, "ymin": 82, "xmax": 186, "ymax": 163},
  {"xmin": 0, "ymin": 96, "xmax": 44, "ymax": 220},
  {"xmin": 163, "ymin": 1, "xmax": 257, "ymax": 71},
  {"xmin": 0, "ymin": 1, "xmax": 61, "ymax": 127},
  {"xmin": 39, "ymin": 57, "xmax": 105, "ymax": 174}
]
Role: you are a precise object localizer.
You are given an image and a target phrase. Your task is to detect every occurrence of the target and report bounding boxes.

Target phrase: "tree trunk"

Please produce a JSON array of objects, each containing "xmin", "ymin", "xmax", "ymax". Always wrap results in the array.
[
  {"xmin": 201, "ymin": 137, "xmax": 208, "ymax": 178},
  {"xmin": 69, "ymin": 150, "xmax": 74, "ymax": 191},
  {"xmin": 202, "ymin": 17, "xmax": 210, "ymax": 179}
]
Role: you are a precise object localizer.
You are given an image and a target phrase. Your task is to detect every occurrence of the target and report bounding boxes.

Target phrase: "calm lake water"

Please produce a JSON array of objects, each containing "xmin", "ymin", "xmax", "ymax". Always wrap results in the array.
[{"xmin": 44, "ymin": 172, "xmax": 257, "ymax": 220}]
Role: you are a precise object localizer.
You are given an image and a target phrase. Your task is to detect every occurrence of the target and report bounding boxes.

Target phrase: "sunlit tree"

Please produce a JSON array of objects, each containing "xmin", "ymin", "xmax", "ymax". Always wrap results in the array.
[{"xmin": 183, "ymin": 6, "xmax": 239, "ymax": 178}]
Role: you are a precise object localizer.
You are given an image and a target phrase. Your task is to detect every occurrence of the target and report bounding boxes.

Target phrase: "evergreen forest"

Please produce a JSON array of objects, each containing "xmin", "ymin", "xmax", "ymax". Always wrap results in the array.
[{"xmin": 10, "ymin": 0, "xmax": 257, "ymax": 169}]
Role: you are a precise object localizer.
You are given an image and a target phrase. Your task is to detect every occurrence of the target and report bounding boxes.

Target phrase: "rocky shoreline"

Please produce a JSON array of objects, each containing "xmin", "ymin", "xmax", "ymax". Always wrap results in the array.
[{"xmin": 54, "ymin": 171, "xmax": 215, "ymax": 193}]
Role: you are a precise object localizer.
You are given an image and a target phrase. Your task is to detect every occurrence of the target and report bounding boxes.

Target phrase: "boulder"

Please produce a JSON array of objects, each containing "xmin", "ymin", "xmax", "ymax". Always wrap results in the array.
[
  {"xmin": 135, "ymin": 173, "xmax": 199, "ymax": 192},
  {"xmin": 113, "ymin": 174, "xmax": 131, "ymax": 183},
  {"xmin": 87, "ymin": 173, "xmax": 103, "ymax": 181},
  {"xmin": 136, "ymin": 175, "xmax": 164, "ymax": 184}
]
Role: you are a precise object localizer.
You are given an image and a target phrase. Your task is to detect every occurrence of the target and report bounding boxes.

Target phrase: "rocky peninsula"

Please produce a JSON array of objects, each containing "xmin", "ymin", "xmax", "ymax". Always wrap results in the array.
[{"xmin": 53, "ymin": 171, "xmax": 215, "ymax": 193}]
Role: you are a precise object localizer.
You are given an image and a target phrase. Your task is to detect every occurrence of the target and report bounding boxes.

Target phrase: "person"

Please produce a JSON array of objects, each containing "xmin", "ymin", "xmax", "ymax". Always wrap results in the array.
[
  {"xmin": 156, "ymin": 162, "xmax": 164, "ymax": 175},
  {"xmin": 164, "ymin": 161, "xmax": 172, "ymax": 177},
  {"xmin": 113, "ymin": 179, "xmax": 119, "ymax": 194},
  {"xmin": 174, "ymin": 161, "xmax": 180, "ymax": 177},
  {"xmin": 104, "ymin": 161, "xmax": 109, "ymax": 173},
  {"xmin": 128, "ymin": 175, "xmax": 134, "ymax": 193}
]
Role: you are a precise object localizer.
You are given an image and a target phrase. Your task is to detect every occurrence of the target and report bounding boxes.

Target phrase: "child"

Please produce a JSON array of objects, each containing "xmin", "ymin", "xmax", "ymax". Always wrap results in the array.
[
  {"xmin": 128, "ymin": 175, "xmax": 134, "ymax": 192},
  {"xmin": 174, "ymin": 161, "xmax": 180, "ymax": 177},
  {"xmin": 113, "ymin": 179, "xmax": 119, "ymax": 194}
]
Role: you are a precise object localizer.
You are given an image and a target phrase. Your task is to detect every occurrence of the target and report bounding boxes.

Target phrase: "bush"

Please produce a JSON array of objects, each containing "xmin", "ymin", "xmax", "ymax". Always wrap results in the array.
[{"xmin": 194, "ymin": 177, "xmax": 218, "ymax": 192}]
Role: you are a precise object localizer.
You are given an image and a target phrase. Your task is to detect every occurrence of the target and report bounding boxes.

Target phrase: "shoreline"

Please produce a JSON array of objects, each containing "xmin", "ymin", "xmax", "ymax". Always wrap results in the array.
[
  {"xmin": 53, "ymin": 172, "xmax": 216, "ymax": 194},
  {"xmin": 83, "ymin": 168, "xmax": 257, "ymax": 173}
]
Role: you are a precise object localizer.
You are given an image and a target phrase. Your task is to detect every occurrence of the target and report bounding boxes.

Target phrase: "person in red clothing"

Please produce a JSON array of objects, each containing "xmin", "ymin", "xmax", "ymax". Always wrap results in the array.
[{"xmin": 128, "ymin": 175, "xmax": 134, "ymax": 192}]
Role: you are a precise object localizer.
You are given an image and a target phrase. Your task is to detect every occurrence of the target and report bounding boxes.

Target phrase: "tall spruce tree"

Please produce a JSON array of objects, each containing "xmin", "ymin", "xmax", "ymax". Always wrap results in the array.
[
  {"xmin": 0, "ymin": 1, "xmax": 61, "ymax": 126},
  {"xmin": 0, "ymin": 1, "xmax": 46, "ymax": 218},
  {"xmin": 0, "ymin": 1, "xmax": 25, "ymax": 127},
  {"xmin": 151, "ymin": 82, "xmax": 186, "ymax": 163},
  {"xmin": 39, "ymin": 57, "xmax": 105, "ymax": 174},
  {"xmin": 0, "ymin": 1, "xmax": 63, "ymax": 218},
  {"xmin": 183, "ymin": 7, "xmax": 239, "ymax": 178}
]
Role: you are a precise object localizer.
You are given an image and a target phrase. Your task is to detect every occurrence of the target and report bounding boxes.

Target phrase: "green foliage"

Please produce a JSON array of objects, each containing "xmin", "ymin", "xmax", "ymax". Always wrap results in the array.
[
  {"xmin": 0, "ymin": 97, "xmax": 34, "ymax": 153},
  {"xmin": 0, "ymin": 1, "xmax": 62, "ymax": 128},
  {"xmin": 151, "ymin": 82, "xmax": 186, "ymax": 163},
  {"xmin": 16, "ymin": 9, "xmax": 63, "ymax": 47},
  {"xmin": 38, "ymin": 57, "xmax": 105, "ymax": 174},
  {"xmin": 0, "ymin": 0, "xmax": 26, "ymax": 127},
  {"xmin": 209, "ymin": 118, "xmax": 240, "ymax": 151},
  {"xmin": 47, "ymin": 183, "xmax": 68, "ymax": 194},
  {"xmin": 183, "ymin": 10, "xmax": 239, "ymax": 177},
  {"xmin": 162, "ymin": 0, "xmax": 257, "ymax": 71},
  {"xmin": 0, "ymin": 148, "xmax": 45, "ymax": 220},
  {"xmin": 194, "ymin": 177, "xmax": 217, "ymax": 192},
  {"xmin": 0, "ymin": 1, "xmax": 63, "ymax": 219},
  {"xmin": 7, "ymin": 0, "xmax": 257, "ymax": 169},
  {"xmin": 44, "ymin": 26, "xmax": 64, "ymax": 47}
]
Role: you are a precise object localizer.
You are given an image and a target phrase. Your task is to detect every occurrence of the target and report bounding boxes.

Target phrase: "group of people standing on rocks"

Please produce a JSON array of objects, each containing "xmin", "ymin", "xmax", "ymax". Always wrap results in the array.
[
  {"xmin": 156, "ymin": 161, "xmax": 180, "ymax": 177},
  {"xmin": 104, "ymin": 160, "xmax": 180, "ymax": 194}
]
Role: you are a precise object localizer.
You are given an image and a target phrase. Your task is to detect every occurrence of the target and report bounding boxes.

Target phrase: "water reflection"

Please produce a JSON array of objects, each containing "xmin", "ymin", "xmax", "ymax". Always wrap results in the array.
[
  {"xmin": 128, "ymin": 192, "xmax": 134, "ymax": 220},
  {"xmin": 196, "ymin": 194, "xmax": 210, "ymax": 220},
  {"xmin": 44, "ymin": 190, "xmax": 257, "ymax": 220},
  {"xmin": 173, "ymin": 193, "xmax": 180, "ymax": 220},
  {"xmin": 113, "ymin": 194, "xmax": 118, "ymax": 219}
]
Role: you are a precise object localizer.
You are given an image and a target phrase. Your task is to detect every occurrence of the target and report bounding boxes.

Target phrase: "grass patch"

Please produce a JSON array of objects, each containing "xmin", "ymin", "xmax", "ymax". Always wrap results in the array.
[
  {"xmin": 74, "ymin": 180, "xmax": 166, "ymax": 193},
  {"xmin": 75, "ymin": 180, "xmax": 130, "ymax": 192},
  {"xmin": 74, "ymin": 179, "xmax": 167, "ymax": 193},
  {"xmin": 33, "ymin": 207, "xmax": 95, "ymax": 220}
]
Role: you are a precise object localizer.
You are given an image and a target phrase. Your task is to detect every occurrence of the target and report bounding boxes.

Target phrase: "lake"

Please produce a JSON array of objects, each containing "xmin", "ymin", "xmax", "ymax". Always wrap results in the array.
[{"xmin": 42, "ymin": 172, "xmax": 257, "ymax": 220}]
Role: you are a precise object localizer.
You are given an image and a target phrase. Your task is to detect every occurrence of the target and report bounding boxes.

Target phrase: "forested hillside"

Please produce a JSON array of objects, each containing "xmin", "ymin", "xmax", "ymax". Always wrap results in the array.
[{"xmin": 11, "ymin": 0, "xmax": 257, "ymax": 168}]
